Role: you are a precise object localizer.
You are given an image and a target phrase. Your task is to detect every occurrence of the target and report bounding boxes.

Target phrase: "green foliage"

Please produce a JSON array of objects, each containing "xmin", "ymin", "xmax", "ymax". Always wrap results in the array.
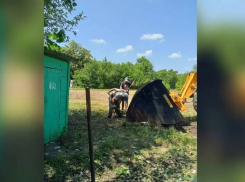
[
  {"xmin": 73, "ymin": 59, "xmax": 100, "ymax": 88},
  {"xmin": 175, "ymin": 73, "xmax": 188, "ymax": 91},
  {"xmin": 154, "ymin": 69, "xmax": 178, "ymax": 90},
  {"xmin": 60, "ymin": 40, "xmax": 93, "ymax": 79},
  {"xmin": 72, "ymin": 56, "xmax": 190, "ymax": 90},
  {"xmin": 163, "ymin": 81, "xmax": 171, "ymax": 90},
  {"xmin": 44, "ymin": 0, "xmax": 86, "ymax": 49},
  {"xmin": 168, "ymin": 69, "xmax": 178, "ymax": 89},
  {"xmin": 134, "ymin": 56, "xmax": 154, "ymax": 85},
  {"xmin": 73, "ymin": 56, "xmax": 155, "ymax": 89},
  {"xmin": 116, "ymin": 166, "xmax": 130, "ymax": 175}
]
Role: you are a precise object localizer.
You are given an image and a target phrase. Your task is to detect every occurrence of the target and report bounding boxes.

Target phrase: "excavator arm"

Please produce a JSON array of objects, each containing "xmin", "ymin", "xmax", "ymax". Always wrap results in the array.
[{"xmin": 169, "ymin": 72, "xmax": 197, "ymax": 111}]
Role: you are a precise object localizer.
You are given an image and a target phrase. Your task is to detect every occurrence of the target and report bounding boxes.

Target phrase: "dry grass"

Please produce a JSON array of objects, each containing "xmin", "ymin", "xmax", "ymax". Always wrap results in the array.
[{"xmin": 69, "ymin": 89, "xmax": 196, "ymax": 116}]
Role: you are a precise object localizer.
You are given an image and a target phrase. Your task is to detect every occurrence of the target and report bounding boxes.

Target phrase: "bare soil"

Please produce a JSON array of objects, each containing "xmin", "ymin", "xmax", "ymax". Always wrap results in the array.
[{"xmin": 184, "ymin": 122, "xmax": 197, "ymax": 137}]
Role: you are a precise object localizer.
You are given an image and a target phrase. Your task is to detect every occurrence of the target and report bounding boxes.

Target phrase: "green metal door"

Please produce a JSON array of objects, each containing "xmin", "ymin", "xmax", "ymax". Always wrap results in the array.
[
  {"xmin": 44, "ymin": 67, "xmax": 61, "ymax": 143},
  {"xmin": 44, "ymin": 55, "xmax": 70, "ymax": 144}
]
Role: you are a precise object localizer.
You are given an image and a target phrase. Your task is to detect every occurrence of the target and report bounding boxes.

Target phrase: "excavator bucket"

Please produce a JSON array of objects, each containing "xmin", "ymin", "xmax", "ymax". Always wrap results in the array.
[{"xmin": 126, "ymin": 80, "xmax": 185, "ymax": 125}]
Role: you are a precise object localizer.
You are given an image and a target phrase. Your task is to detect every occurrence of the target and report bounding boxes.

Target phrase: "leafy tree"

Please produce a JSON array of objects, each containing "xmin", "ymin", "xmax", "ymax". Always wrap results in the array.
[
  {"xmin": 109, "ymin": 64, "xmax": 125, "ymax": 87},
  {"xmin": 133, "ymin": 57, "xmax": 154, "ymax": 86},
  {"xmin": 44, "ymin": 0, "xmax": 86, "ymax": 49},
  {"xmin": 154, "ymin": 69, "xmax": 178, "ymax": 90},
  {"xmin": 73, "ymin": 59, "xmax": 100, "ymax": 88},
  {"xmin": 120, "ymin": 62, "xmax": 133, "ymax": 80},
  {"xmin": 175, "ymin": 73, "xmax": 188, "ymax": 91},
  {"xmin": 163, "ymin": 82, "xmax": 171, "ymax": 90},
  {"xmin": 167, "ymin": 69, "xmax": 178, "ymax": 89},
  {"xmin": 131, "ymin": 68, "xmax": 145, "ymax": 87},
  {"xmin": 60, "ymin": 40, "xmax": 93, "ymax": 79},
  {"xmin": 155, "ymin": 69, "xmax": 167, "ymax": 80},
  {"xmin": 99, "ymin": 58, "xmax": 118, "ymax": 88},
  {"xmin": 70, "ymin": 51, "xmax": 183, "ymax": 90}
]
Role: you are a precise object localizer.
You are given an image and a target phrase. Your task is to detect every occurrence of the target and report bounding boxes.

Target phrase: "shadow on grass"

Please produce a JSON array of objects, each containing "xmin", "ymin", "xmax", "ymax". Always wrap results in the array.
[
  {"xmin": 106, "ymin": 147, "xmax": 197, "ymax": 182},
  {"xmin": 44, "ymin": 108, "xmax": 197, "ymax": 182}
]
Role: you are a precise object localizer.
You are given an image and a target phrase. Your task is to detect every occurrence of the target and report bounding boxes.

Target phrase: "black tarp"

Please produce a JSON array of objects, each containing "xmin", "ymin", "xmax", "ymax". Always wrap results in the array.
[{"xmin": 126, "ymin": 80, "xmax": 185, "ymax": 125}]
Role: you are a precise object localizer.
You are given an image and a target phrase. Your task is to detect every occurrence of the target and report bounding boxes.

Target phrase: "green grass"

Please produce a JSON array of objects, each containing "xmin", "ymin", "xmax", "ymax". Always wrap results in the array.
[{"xmin": 44, "ymin": 90, "xmax": 197, "ymax": 182}]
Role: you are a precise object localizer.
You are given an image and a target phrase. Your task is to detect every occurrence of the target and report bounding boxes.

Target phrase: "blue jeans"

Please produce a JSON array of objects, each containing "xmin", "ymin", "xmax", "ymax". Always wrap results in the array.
[{"xmin": 123, "ymin": 93, "xmax": 129, "ymax": 101}]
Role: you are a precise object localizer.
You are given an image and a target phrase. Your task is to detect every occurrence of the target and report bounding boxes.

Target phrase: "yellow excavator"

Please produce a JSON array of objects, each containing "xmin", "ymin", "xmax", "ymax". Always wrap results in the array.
[{"xmin": 169, "ymin": 71, "xmax": 197, "ymax": 112}]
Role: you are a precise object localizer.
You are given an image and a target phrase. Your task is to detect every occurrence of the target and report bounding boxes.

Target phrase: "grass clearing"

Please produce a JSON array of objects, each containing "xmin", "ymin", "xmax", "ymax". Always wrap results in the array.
[{"xmin": 44, "ymin": 89, "xmax": 197, "ymax": 182}]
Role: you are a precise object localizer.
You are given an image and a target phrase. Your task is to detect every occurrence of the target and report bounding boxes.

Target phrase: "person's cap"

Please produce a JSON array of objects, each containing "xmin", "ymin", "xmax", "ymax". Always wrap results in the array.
[{"xmin": 124, "ymin": 77, "xmax": 129, "ymax": 81}]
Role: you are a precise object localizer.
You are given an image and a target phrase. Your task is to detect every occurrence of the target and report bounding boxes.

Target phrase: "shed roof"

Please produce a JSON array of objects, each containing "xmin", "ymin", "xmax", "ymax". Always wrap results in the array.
[{"xmin": 44, "ymin": 49, "xmax": 79, "ymax": 62}]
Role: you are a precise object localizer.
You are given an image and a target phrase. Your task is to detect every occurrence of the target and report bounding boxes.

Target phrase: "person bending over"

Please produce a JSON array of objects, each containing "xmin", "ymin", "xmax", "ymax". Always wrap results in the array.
[
  {"xmin": 107, "ymin": 88, "xmax": 128, "ymax": 95},
  {"xmin": 108, "ymin": 90, "xmax": 128, "ymax": 121}
]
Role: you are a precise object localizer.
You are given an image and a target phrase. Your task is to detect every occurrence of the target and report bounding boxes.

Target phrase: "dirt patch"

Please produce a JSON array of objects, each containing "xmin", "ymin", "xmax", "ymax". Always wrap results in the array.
[
  {"xmin": 69, "ymin": 89, "xmax": 136, "ymax": 104},
  {"xmin": 70, "ymin": 90, "xmax": 109, "ymax": 101},
  {"xmin": 184, "ymin": 122, "xmax": 197, "ymax": 137},
  {"xmin": 44, "ymin": 141, "xmax": 65, "ymax": 158}
]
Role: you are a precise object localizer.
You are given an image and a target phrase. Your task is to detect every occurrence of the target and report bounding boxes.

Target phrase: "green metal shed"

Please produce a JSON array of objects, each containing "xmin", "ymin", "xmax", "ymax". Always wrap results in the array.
[{"xmin": 44, "ymin": 50, "xmax": 74, "ymax": 144}]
